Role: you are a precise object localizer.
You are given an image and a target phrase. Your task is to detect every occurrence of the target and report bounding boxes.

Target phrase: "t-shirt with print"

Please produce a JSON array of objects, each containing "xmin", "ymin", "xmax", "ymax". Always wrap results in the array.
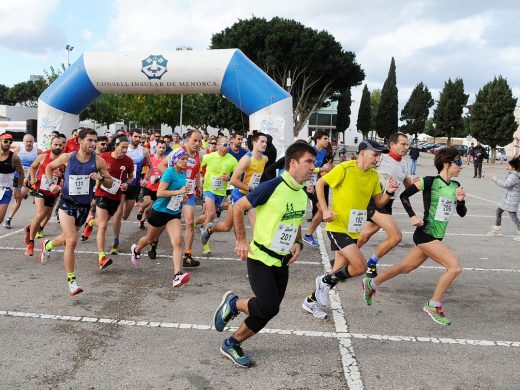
[
  {"xmin": 201, "ymin": 152, "xmax": 238, "ymax": 196},
  {"xmin": 152, "ymin": 166, "xmax": 187, "ymax": 215}
]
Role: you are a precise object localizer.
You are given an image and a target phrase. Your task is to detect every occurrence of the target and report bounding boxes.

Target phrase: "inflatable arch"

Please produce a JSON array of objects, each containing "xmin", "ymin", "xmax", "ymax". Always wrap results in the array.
[{"xmin": 37, "ymin": 49, "xmax": 293, "ymax": 154}]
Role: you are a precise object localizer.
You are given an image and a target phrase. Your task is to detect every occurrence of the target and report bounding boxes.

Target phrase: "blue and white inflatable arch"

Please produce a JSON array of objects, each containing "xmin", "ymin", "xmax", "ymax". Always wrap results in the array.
[{"xmin": 37, "ymin": 49, "xmax": 293, "ymax": 154}]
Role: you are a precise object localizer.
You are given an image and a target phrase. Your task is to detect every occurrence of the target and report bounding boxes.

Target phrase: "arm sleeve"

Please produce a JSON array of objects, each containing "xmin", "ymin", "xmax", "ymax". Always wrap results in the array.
[
  {"xmin": 400, "ymin": 180, "xmax": 421, "ymax": 217},
  {"xmin": 456, "ymin": 200, "xmax": 467, "ymax": 217}
]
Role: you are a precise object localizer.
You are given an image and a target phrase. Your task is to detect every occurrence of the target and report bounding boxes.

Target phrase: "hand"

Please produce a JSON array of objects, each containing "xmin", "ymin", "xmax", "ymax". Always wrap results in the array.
[
  {"xmin": 322, "ymin": 208, "xmax": 335, "ymax": 222},
  {"xmin": 235, "ymin": 239, "xmax": 250, "ymax": 261},
  {"xmin": 90, "ymin": 172, "xmax": 103, "ymax": 181},
  {"xmin": 411, "ymin": 175, "xmax": 420, "ymax": 183},
  {"xmin": 53, "ymin": 169, "xmax": 63, "ymax": 178},
  {"xmin": 321, "ymin": 162, "xmax": 332, "ymax": 174},
  {"xmin": 14, "ymin": 190, "xmax": 23, "ymax": 202},
  {"xmin": 49, "ymin": 183, "xmax": 61, "ymax": 194},
  {"xmin": 456, "ymin": 186, "xmax": 465, "ymax": 201},
  {"xmin": 386, "ymin": 177, "xmax": 399, "ymax": 193},
  {"xmin": 221, "ymin": 175, "xmax": 231, "ymax": 182},
  {"xmin": 30, "ymin": 178, "xmax": 37, "ymax": 186},
  {"xmin": 306, "ymin": 185, "xmax": 315, "ymax": 193},
  {"xmin": 176, "ymin": 187, "xmax": 187, "ymax": 195},
  {"xmin": 410, "ymin": 216, "xmax": 424, "ymax": 227},
  {"xmin": 195, "ymin": 187, "xmax": 202, "ymax": 197},
  {"xmin": 120, "ymin": 183, "xmax": 129, "ymax": 192},
  {"xmin": 288, "ymin": 243, "xmax": 302, "ymax": 264}
]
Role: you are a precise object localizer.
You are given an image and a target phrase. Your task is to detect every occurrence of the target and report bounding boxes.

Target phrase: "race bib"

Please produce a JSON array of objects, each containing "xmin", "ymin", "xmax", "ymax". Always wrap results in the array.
[
  {"xmin": 348, "ymin": 209, "xmax": 367, "ymax": 233},
  {"xmin": 210, "ymin": 176, "xmax": 224, "ymax": 190},
  {"xmin": 0, "ymin": 187, "xmax": 6, "ymax": 200},
  {"xmin": 40, "ymin": 177, "xmax": 58, "ymax": 191},
  {"xmin": 150, "ymin": 175, "xmax": 160, "ymax": 184},
  {"xmin": 101, "ymin": 178, "xmax": 121, "ymax": 195},
  {"xmin": 166, "ymin": 195, "xmax": 183, "ymax": 212},
  {"xmin": 133, "ymin": 164, "xmax": 139, "ymax": 180},
  {"xmin": 269, "ymin": 224, "xmax": 298, "ymax": 254},
  {"xmin": 23, "ymin": 166, "xmax": 30, "ymax": 177},
  {"xmin": 68, "ymin": 175, "xmax": 90, "ymax": 196},
  {"xmin": 186, "ymin": 179, "xmax": 196, "ymax": 194},
  {"xmin": 248, "ymin": 173, "xmax": 262, "ymax": 190},
  {"xmin": 435, "ymin": 197, "xmax": 455, "ymax": 222}
]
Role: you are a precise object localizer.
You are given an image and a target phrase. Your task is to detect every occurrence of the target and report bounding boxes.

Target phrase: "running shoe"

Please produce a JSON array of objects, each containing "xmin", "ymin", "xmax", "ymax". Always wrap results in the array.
[
  {"xmin": 25, "ymin": 242, "xmax": 34, "ymax": 257},
  {"xmin": 68, "ymin": 280, "xmax": 83, "ymax": 296},
  {"xmin": 220, "ymin": 338, "xmax": 253, "ymax": 368},
  {"xmin": 203, "ymin": 242, "xmax": 212, "ymax": 255},
  {"xmin": 139, "ymin": 220, "xmax": 145, "ymax": 230},
  {"xmin": 81, "ymin": 216, "xmax": 94, "ymax": 241},
  {"xmin": 24, "ymin": 225, "xmax": 31, "ymax": 245},
  {"xmin": 314, "ymin": 275, "xmax": 330, "ymax": 307},
  {"xmin": 98, "ymin": 256, "xmax": 113, "ymax": 270},
  {"xmin": 201, "ymin": 222, "xmax": 214, "ymax": 245},
  {"xmin": 423, "ymin": 303, "xmax": 451, "ymax": 326},
  {"xmin": 130, "ymin": 244, "xmax": 141, "ymax": 266},
  {"xmin": 302, "ymin": 299, "xmax": 327, "ymax": 319},
  {"xmin": 214, "ymin": 291, "xmax": 239, "ymax": 332},
  {"xmin": 148, "ymin": 246, "xmax": 157, "ymax": 259},
  {"xmin": 35, "ymin": 229, "xmax": 45, "ymax": 239},
  {"xmin": 513, "ymin": 234, "xmax": 520, "ymax": 242},
  {"xmin": 39, "ymin": 239, "xmax": 51, "ymax": 265},
  {"xmin": 3, "ymin": 218, "xmax": 11, "ymax": 229},
  {"xmin": 183, "ymin": 254, "xmax": 200, "ymax": 268},
  {"xmin": 110, "ymin": 244, "xmax": 119, "ymax": 255},
  {"xmin": 362, "ymin": 277, "xmax": 376, "ymax": 306},
  {"xmin": 172, "ymin": 272, "xmax": 191, "ymax": 288},
  {"xmin": 486, "ymin": 225, "xmax": 503, "ymax": 237},
  {"xmin": 303, "ymin": 234, "xmax": 319, "ymax": 247},
  {"xmin": 366, "ymin": 264, "xmax": 378, "ymax": 278}
]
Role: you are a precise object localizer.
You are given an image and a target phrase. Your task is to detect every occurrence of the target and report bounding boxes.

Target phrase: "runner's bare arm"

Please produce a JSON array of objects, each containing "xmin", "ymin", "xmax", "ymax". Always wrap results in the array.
[
  {"xmin": 158, "ymin": 155, "xmax": 169, "ymax": 174},
  {"xmin": 45, "ymin": 153, "xmax": 70, "ymax": 180},
  {"xmin": 316, "ymin": 178, "xmax": 333, "ymax": 222},
  {"xmin": 29, "ymin": 154, "xmax": 45, "ymax": 185},
  {"xmin": 230, "ymin": 154, "xmax": 251, "ymax": 191},
  {"xmin": 233, "ymin": 196, "xmax": 252, "ymax": 261},
  {"xmin": 12, "ymin": 154, "xmax": 25, "ymax": 189},
  {"xmin": 95, "ymin": 155, "xmax": 113, "ymax": 188}
]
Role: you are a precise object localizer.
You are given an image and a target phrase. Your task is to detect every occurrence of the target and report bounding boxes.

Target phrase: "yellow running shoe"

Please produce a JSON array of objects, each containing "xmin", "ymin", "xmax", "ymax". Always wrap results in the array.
[{"xmin": 203, "ymin": 242, "xmax": 211, "ymax": 255}]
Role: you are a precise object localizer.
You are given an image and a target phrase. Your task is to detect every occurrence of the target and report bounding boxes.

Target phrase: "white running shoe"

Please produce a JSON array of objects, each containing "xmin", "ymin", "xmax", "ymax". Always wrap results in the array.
[
  {"xmin": 68, "ymin": 281, "xmax": 83, "ymax": 296},
  {"xmin": 302, "ymin": 299, "xmax": 327, "ymax": 319},
  {"xmin": 130, "ymin": 244, "xmax": 141, "ymax": 266},
  {"xmin": 486, "ymin": 225, "xmax": 503, "ymax": 236},
  {"xmin": 172, "ymin": 272, "xmax": 191, "ymax": 288},
  {"xmin": 39, "ymin": 239, "xmax": 51, "ymax": 265},
  {"xmin": 314, "ymin": 275, "xmax": 330, "ymax": 307}
]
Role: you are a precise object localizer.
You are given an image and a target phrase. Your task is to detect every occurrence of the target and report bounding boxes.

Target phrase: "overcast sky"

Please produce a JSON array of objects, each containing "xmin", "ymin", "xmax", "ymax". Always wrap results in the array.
[{"xmin": 1, "ymin": 0, "xmax": 519, "ymax": 126}]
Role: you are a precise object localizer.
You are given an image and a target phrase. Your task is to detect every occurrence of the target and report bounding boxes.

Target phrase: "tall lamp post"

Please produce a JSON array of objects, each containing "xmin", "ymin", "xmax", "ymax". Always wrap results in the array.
[
  {"xmin": 176, "ymin": 46, "xmax": 192, "ymax": 134},
  {"xmin": 65, "ymin": 45, "xmax": 74, "ymax": 67}
]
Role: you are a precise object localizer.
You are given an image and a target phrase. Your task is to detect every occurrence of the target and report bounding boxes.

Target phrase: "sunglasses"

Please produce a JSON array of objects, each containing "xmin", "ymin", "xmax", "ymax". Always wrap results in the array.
[
  {"xmin": 2, "ymin": 140, "xmax": 13, "ymax": 144},
  {"xmin": 219, "ymin": 143, "xmax": 229, "ymax": 147},
  {"xmin": 209, "ymin": 142, "xmax": 217, "ymax": 145},
  {"xmin": 452, "ymin": 159, "xmax": 463, "ymax": 167},
  {"xmin": 99, "ymin": 142, "xmax": 107, "ymax": 146}
]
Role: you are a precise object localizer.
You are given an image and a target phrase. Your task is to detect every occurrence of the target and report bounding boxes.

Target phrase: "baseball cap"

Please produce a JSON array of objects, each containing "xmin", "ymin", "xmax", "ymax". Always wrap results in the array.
[
  {"xmin": 172, "ymin": 131, "xmax": 180, "ymax": 137},
  {"xmin": 0, "ymin": 133, "xmax": 14, "ymax": 140},
  {"xmin": 358, "ymin": 139, "xmax": 389, "ymax": 154}
]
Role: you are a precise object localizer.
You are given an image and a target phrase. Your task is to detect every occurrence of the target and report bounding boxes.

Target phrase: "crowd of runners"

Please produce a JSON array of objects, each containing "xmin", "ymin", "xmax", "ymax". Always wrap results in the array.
[{"xmin": 1, "ymin": 127, "xmax": 519, "ymax": 368}]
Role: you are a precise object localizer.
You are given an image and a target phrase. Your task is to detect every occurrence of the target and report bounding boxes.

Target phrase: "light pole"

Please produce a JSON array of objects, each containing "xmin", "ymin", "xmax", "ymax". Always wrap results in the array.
[
  {"xmin": 65, "ymin": 45, "xmax": 74, "ymax": 67},
  {"xmin": 176, "ymin": 46, "xmax": 192, "ymax": 134}
]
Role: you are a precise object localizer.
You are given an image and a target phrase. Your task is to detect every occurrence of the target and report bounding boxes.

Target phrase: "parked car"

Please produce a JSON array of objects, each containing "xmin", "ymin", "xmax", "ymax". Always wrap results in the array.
[
  {"xmin": 451, "ymin": 144, "xmax": 468, "ymax": 156},
  {"xmin": 496, "ymin": 147, "xmax": 507, "ymax": 162}
]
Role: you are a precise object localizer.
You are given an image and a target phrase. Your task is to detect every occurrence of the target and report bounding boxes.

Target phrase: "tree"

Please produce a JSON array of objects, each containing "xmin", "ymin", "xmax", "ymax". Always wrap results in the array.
[
  {"xmin": 211, "ymin": 16, "xmax": 365, "ymax": 135},
  {"xmin": 0, "ymin": 84, "xmax": 12, "ymax": 105},
  {"xmin": 470, "ymin": 76, "xmax": 518, "ymax": 162},
  {"xmin": 6, "ymin": 79, "xmax": 47, "ymax": 107},
  {"xmin": 370, "ymin": 88, "xmax": 381, "ymax": 138},
  {"xmin": 357, "ymin": 84, "xmax": 371, "ymax": 139},
  {"xmin": 400, "ymin": 82, "xmax": 434, "ymax": 138},
  {"xmin": 375, "ymin": 57, "xmax": 398, "ymax": 140},
  {"xmin": 335, "ymin": 88, "xmax": 351, "ymax": 133},
  {"xmin": 433, "ymin": 78, "xmax": 469, "ymax": 143}
]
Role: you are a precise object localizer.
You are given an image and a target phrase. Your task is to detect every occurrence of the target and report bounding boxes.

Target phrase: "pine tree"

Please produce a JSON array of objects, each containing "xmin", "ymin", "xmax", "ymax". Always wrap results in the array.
[
  {"xmin": 370, "ymin": 89, "xmax": 381, "ymax": 139},
  {"xmin": 433, "ymin": 78, "xmax": 469, "ymax": 144},
  {"xmin": 357, "ymin": 85, "xmax": 371, "ymax": 139},
  {"xmin": 470, "ymin": 76, "xmax": 518, "ymax": 161},
  {"xmin": 400, "ymin": 82, "xmax": 434, "ymax": 138},
  {"xmin": 376, "ymin": 57, "xmax": 398, "ymax": 141},
  {"xmin": 335, "ymin": 88, "xmax": 352, "ymax": 133}
]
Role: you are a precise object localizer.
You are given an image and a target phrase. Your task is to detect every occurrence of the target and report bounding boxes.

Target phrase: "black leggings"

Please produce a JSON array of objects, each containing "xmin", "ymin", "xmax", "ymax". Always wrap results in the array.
[
  {"xmin": 473, "ymin": 160, "xmax": 483, "ymax": 178},
  {"xmin": 495, "ymin": 208, "xmax": 520, "ymax": 230},
  {"xmin": 245, "ymin": 259, "xmax": 289, "ymax": 333}
]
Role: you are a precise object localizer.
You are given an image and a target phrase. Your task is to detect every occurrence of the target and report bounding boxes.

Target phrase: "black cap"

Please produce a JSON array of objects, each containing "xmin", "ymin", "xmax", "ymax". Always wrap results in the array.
[{"xmin": 358, "ymin": 139, "xmax": 389, "ymax": 154}]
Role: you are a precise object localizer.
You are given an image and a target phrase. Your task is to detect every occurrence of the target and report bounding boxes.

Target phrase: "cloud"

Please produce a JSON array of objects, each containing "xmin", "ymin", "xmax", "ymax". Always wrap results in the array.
[
  {"xmin": 83, "ymin": 29, "xmax": 93, "ymax": 40},
  {"xmin": 0, "ymin": 0, "xmax": 63, "ymax": 55}
]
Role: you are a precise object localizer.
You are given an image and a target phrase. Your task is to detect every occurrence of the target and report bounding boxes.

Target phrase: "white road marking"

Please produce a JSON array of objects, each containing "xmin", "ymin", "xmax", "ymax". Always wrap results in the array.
[
  {"xmin": 2, "ymin": 246, "xmax": 520, "ymax": 273},
  {"xmin": 1, "ymin": 309, "xmax": 519, "ymax": 348},
  {"xmin": 0, "ymin": 228, "xmax": 24, "ymax": 239},
  {"xmin": 466, "ymin": 193, "xmax": 497, "ymax": 204},
  {"xmin": 316, "ymin": 226, "xmax": 364, "ymax": 389}
]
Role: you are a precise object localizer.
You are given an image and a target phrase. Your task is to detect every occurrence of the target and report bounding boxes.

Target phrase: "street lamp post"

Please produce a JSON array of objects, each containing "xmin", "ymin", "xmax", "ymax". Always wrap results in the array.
[
  {"xmin": 65, "ymin": 45, "xmax": 74, "ymax": 67},
  {"xmin": 176, "ymin": 46, "xmax": 192, "ymax": 134}
]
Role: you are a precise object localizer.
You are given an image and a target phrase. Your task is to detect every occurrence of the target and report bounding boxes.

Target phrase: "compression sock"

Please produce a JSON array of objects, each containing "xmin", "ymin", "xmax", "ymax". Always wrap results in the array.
[
  {"xmin": 307, "ymin": 292, "xmax": 317, "ymax": 303},
  {"xmin": 367, "ymin": 254, "xmax": 379, "ymax": 266},
  {"xmin": 113, "ymin": 237, "xmax": 119, "ymax": 246},
  {"xmin": 98, "ymin": 252, "xmax": 106, "ymax": 261},
  {"xmin": 45, "ymin": 240, "xmax": 54, "ymax": 251},
  {"xmin": 67, "ymin": 272, "xmax": 76, "ymax": 285},
  {"xmin": 322, "ymin": 273, "xmax": 339, "ymax": 288}
]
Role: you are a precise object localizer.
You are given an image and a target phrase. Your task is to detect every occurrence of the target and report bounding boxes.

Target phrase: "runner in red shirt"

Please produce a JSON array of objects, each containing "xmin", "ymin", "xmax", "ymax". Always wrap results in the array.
[
  {"xmin": 24, "ymin": 137, "xmax": 65, "ymax": 256},
  {"xmin": 63, "ymin": 129, "xmax": 80, "ymax": 153},
  {"xmin": 81, "ymin": 136, "xmax": 134, "ymax": 269}
]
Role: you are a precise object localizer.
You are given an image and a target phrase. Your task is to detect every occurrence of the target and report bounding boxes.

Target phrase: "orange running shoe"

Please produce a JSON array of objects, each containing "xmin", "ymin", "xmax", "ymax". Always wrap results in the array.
[{"xmin": 25, "ymin": 242, "xmax": 34, "ymax": 256}]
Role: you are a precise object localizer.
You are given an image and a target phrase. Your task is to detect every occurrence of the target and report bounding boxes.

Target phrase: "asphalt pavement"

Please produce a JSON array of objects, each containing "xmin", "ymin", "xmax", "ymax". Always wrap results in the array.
[{"xmin": 1, "ymin": 153, "xmax": 519, "ymax": 389}]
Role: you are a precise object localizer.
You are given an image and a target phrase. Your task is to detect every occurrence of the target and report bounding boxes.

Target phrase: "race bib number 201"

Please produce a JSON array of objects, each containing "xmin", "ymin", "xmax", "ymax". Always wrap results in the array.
[{"xmin": 269, "ymin": 224, "xmax": 298, "ymax": 254}]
